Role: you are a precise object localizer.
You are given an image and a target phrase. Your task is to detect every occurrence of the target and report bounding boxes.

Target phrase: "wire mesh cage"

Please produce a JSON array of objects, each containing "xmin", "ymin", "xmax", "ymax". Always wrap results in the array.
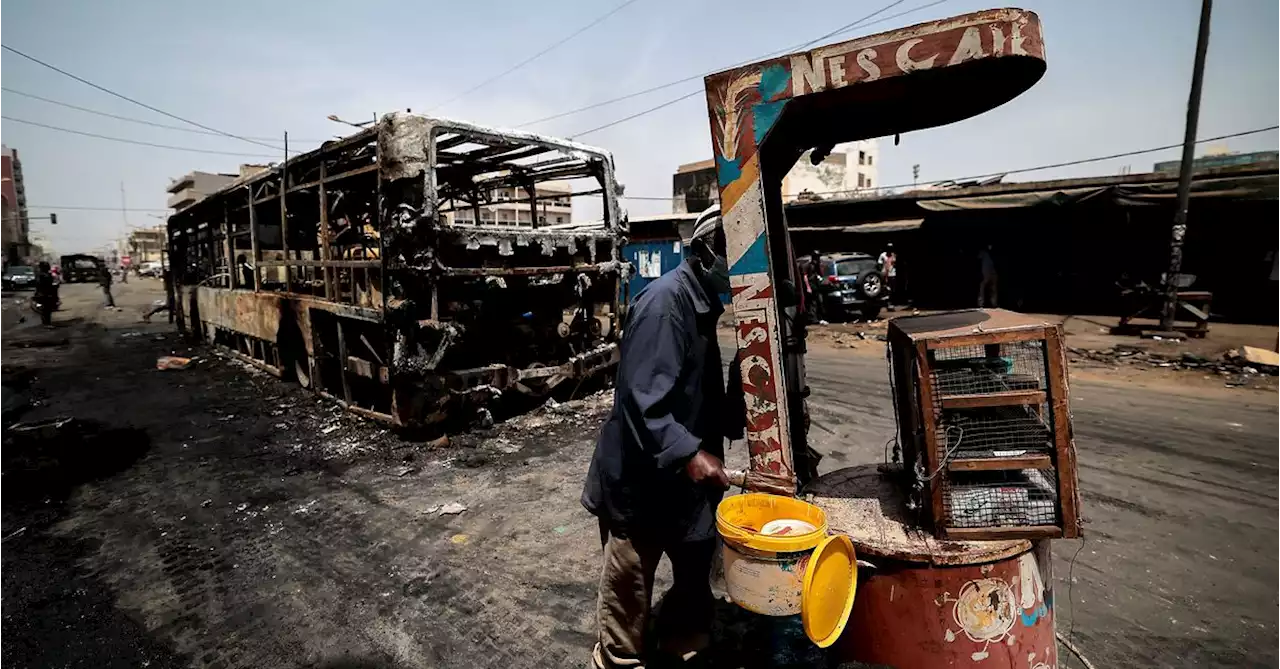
[
  {"xmin": 887, "ymin": 309, "xmax": 1082, "ymax": 540},
  {"xmin": 929, "ymin": 340, "xmax": 1048, "ymax": 397},
  {"xmin": 942, "ymin": 469, "xmax": 1060, "ymax": 529},
  {"xmin": 934, "ymin": 407, "xmax": 1055, "ymax": 459}
]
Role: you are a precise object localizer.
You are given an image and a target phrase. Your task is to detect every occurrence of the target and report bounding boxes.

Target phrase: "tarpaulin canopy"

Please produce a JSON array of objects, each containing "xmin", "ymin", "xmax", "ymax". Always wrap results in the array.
[
  {"xmin": 791, "ymin": 219, "xmax": 924, "ymax": 234},
  {"xmin": 916, "ymin": 174, "xmax": 1278, "ymax": 211}
]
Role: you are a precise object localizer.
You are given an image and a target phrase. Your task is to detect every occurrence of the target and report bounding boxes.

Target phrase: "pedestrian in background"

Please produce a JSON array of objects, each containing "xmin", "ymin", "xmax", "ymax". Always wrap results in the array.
[
  {"xmin": 98, "ymin": 264, "xmax": 116, "ymax": 309},
  {"xmin": 977, "ymin": 244, "xmax": 998, "ymax": 308},
  {"xmin": 878, "ymin": 242, "xmax": 898, "ymax": 305},
  {"xmin": 582, "ymin": 205, "xmax": 744, "ymax": 669},
  {"xmin": 33, "ymin": 261, "xmax": 58, "ymax": 327}
]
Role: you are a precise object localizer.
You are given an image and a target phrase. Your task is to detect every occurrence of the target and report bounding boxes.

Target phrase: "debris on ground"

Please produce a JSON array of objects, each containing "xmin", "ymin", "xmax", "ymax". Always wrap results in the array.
[
  {"xmin": 1237, "ymin": 345, "xmax": 1280, "ymax": 371},
  {"xmin": 1069, "ymin": 344, "xmax": 1279, "ymax": 388},
  {"xmin": 395, "ymin": 466, "xmax": 417, "ymax": 477},
  {"xmin": 156, "ymin": 356, "xmax": 193, "ymax": 371},
  {"xmin": 439, "ymin": 502, "xmax": 467, "ymax": 516}
]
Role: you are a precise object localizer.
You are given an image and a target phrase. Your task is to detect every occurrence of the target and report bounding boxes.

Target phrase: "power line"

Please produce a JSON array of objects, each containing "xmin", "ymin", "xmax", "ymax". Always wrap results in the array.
[
  {"xmin": 429, "ymin": 0, "xmax": 641, "ymax": 113},
  {"xmin": 572, "ymin": 90, "xmax": 702, "ymax": 138},
  {"xmin": 569, "ymin": 0, "xmax": 908, "ymax": 140},
  {"xmin": 28, "ymin": 204, "xmax": 171, "ymax": 212},
  {"xmin": 3, "ymin": 116, "xmax": 281, "ymax": 158},
  {"xmin": 2, "ymin": 44, "xmax": 283, "ymax": 151},
  {"xmin": 2, "ymin": 87, "xmax": 326, "ymax": 144},
  {"xmin": 518, "ymin": 0, "xmax": 948, "ymax": 130},
  {"xmin": 27, "ymin": 126, "xmax": 1277, "ymax": 211},
  {"xmin": 615, "ymin": 125, "xmax": 1280, "ymax": 200}
]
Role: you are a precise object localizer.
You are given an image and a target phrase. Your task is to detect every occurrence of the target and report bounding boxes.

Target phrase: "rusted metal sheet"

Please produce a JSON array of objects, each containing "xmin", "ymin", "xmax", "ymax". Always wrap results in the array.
[
  {"xmin": 811, "ymin": 465, "xmax": 1056, "ymax": 667},
  {"xmin": 839, "ymin": 541, "xmax": 1056, "ymax": 667}
]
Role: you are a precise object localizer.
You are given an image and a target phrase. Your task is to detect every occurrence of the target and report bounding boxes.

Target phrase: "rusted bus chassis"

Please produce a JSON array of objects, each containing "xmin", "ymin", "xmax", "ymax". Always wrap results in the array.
[{"xmin": 168, "ymin": 113, "xmax": 624, "ymax": 427}]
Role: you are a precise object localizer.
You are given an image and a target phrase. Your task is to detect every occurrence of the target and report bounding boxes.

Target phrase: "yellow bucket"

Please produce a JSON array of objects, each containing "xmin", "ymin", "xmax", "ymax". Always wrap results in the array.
[
  {"xmin": 716, "ymin": 493, "xmax": 857, "ymax": 648},
  {"xmin": 716, "ymin": 493, "xmax": 828, "ymax": 553}
]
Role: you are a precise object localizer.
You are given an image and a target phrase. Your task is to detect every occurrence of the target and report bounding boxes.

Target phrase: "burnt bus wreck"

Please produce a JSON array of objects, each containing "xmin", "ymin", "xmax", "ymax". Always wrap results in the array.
[{"xmin": 168, "ymin": 112, "xmax": 624, "ymax": 427}]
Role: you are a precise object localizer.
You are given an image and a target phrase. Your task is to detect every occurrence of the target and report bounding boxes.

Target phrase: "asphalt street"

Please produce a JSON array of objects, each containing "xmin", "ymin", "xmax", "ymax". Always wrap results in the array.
[{"xmin": 1, "ymin": 281, "xmax": 1275, "ymax": 668}]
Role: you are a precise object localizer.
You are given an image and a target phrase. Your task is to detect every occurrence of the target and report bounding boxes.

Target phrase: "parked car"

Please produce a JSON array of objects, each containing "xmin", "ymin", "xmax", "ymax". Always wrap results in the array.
[
  {"xmin": 138, "ymin": 261, "xmax": 164, "ymax": 278},
  {"xmin": 816, "ymin": 253, "xmax": 888, "ymax": 321},
  {"xmin": 3, "ymin": 265, "xmax": 37, "ymax": 291}
]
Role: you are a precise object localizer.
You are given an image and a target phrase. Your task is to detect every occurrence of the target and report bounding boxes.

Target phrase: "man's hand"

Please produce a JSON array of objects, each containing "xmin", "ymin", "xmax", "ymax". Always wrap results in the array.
[{"xmin": 685, "ymin": 450, "xmax": 730, "ymax": 489}]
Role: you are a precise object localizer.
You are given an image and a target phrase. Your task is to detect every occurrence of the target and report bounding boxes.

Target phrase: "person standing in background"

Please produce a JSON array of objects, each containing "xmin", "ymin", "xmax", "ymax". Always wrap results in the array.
[
  {"xmin": 98, "ymin": 263, "xmax": 116, "ymax": 309},
  {"xmin": 878, "ymin": 242, "xmax": 898, "ymax": 306},
  {"xmin": 978, "ymin": 244, "xmax": 998, "ymax": 308},
  {"xmin": 33, "ymin": 261, "xmax": 58, "ymax": 327}
]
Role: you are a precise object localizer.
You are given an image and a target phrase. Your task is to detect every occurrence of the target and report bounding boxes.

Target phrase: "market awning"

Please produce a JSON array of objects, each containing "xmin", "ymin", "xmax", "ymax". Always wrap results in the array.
[
  {"xmin": 791, "ymin": 219, "xmax": 924, "ymax": 234},
  {"xmin": 916, "ymin": 174, "xmax": 1278, "ymax": 211}
]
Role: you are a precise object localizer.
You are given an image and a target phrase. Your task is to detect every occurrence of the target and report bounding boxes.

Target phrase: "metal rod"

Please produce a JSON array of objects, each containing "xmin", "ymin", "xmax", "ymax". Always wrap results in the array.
[
  {"xmin": 247, "ymin": 186, "xmax": 261, "ymax": 291},
  {"xmin": 222, "ymin": 203, "xmax": 234, "ymax": 289},
  {"xmin": 318, "ymin": 161, "xmax": 335, "ymax": 299},
  {"xmin": 1161, "ymin": 0, "xmax": 1213, "ymax": 330},
  {"xmin": 281, "ymin": 131, "xmax": 293, "ymax": 294}
]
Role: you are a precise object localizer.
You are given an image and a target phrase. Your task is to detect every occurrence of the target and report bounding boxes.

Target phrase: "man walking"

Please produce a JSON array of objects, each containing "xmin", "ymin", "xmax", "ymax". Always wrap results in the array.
[
  {"xmin": 33, "ymin": 261, "xmax": 58, "ymax": 327},
  {"xmin": 582, "ymin": 205, "xmax": 743, "ymax": 668},
  {"xmin": 98, "ymin": 263, "xmax": 116, "ymax": 309}
]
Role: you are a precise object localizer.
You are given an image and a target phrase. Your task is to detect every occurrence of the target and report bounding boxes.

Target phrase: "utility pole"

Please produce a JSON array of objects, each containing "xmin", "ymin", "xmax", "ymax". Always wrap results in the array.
[{"xmin": 1161, "ymin": 0, "xmax": 1212, "ymax": 330}]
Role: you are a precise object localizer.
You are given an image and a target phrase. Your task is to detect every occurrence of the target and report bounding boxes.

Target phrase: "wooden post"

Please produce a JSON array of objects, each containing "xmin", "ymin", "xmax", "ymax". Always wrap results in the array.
[
  {"xmin": 248, "ymin": 187, "xmax": 262, "ymax": 291},
  {"xmin": 914, "ymin": 342, "xmax": 945, "ymax": 532},
  {"xmin": 1042, "ymin": 326, "xmax": 1081, "ymax": 538}
]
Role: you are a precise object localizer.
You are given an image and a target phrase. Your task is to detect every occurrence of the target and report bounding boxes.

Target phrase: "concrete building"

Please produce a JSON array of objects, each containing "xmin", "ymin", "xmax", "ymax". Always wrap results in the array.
[
  {"xmin": 672, "ymin": 140, "xmax": 880, "ymax": 213},
  {"xmin": 167, "ymin": 164, "xmax": 268, "ymax": 211},
  {"xmin": 446, "ymin": 181, "xmax": 573, "ymax": 227},
  {"xmin": 2, "ymin": 144, "xmax": 32, "ymax": 266},
  {"xmin": 126, "ymin": 226, "xmax": 168, "ymax": 265}
]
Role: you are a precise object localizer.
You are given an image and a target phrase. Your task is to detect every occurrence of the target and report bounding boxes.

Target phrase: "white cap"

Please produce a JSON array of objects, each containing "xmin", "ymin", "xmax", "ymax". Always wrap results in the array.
[{"xmin": 688, "ymin": 204, "xmax": 722, "ymax": 245}]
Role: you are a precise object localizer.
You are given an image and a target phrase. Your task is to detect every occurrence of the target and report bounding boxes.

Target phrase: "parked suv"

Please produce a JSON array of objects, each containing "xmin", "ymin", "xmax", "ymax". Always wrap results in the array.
[{"xmin": 817, "ymin": 253, "xmax": 887, "ymax": 321}]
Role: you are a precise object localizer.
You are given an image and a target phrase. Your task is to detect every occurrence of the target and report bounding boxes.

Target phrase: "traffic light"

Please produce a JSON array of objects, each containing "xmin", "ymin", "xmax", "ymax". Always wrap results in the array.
[{"xmin": 49, "ymin": 213, "xmax": 57, "ymax": 225}]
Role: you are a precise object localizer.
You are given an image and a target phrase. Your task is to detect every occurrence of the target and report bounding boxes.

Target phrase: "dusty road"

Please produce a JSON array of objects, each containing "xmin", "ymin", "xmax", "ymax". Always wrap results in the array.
[{"xmin": 2, "ymin": 281, "xmax": 1276, "ymax": 668}]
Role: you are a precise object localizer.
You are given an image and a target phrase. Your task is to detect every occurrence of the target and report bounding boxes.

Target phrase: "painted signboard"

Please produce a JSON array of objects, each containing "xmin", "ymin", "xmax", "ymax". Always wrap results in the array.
[{"xmin": 704, "ymin": 8, "xmax": 1045, "ymax": 489}]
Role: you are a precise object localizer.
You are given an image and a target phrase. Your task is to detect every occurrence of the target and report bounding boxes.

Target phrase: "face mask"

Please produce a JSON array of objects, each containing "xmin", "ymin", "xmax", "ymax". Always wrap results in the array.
[{"xmin": 704, "ymin": 254, "xmax": 731, "ymax": 297}]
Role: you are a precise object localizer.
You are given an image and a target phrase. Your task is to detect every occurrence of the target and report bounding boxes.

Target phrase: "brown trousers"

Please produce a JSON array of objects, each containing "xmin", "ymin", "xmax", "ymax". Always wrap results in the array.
[{"xmin": 594, "ymin": 521, "xmax": 716, "ymax": 669}]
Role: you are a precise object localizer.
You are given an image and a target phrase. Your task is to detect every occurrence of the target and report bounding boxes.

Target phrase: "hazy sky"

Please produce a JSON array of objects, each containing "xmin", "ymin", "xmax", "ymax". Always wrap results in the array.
[{"xmin": 2, "ymin": 0, "xmax": 1276, "ymax": 255}]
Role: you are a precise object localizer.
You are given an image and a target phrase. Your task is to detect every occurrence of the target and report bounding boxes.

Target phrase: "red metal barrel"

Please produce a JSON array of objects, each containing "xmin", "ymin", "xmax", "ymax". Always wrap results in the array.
[{"xmin": 809, "ymin": 466, "xmax": 1057, "ymax": 668}]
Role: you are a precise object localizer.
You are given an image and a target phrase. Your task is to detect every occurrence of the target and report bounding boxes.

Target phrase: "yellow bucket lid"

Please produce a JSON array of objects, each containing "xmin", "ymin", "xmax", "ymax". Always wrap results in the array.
[{"xmin": 801, "ymin": 534, "xmax": 858, "ymax": 648}]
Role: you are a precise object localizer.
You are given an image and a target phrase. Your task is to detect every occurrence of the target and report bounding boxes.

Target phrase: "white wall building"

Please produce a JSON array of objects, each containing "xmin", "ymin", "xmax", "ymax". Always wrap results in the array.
[
  {"xmin": 447, "ymin": 180, "xmax": 573, "ymax": 227},
  {"xmin": 781, "ymin": 139, "xmax": 879, "ymax": 202}
]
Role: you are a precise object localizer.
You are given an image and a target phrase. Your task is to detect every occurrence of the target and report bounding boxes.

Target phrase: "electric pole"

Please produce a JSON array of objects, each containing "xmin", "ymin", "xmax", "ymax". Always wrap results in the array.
[{"xmin": 1161, "ymin": 0, "xmax": 1212, "ymax": 330}]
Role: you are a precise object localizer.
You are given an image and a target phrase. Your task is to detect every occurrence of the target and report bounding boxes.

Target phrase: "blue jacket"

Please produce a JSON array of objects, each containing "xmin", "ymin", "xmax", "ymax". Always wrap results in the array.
[{"xmin": 582, "ymin": 259, "xmax": 744, "ymax": 541}]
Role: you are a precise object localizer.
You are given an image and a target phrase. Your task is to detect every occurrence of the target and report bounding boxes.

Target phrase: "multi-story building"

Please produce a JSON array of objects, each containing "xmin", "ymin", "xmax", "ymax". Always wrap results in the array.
[
  {"xmin": 782, "ymin": 140, "xmax": 880, "ymax": 201},
  {"xmin": 672, "ymin": 140, "xmax": 880, "ymax": 213},
  {"xmin": 167, "ymin": 164, "xmax": 268, "ymax": 212},
  {"xmin": 672, "ymin": 159, "xmax": 720, "ymax": 215},
  {"xmin": 126, "ymin": 225, "xmax": 168, "ymax": 265},
  {"xmin": 446, "ymin": 180, "xmax": 573, "ymax": 227},
  {"xmin": 2, "ymin": 144, "xmax": 32, "ymax": 266}
]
